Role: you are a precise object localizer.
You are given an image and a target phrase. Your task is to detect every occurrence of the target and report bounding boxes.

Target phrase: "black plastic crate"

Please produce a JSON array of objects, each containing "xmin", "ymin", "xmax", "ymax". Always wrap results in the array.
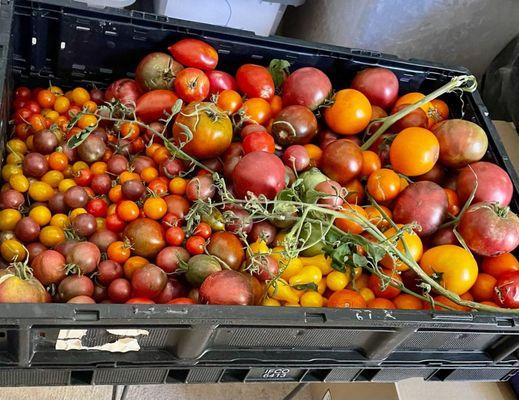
[{"xmin": 0, "ymin": 0, "xmax": 519, "ymax": 386}]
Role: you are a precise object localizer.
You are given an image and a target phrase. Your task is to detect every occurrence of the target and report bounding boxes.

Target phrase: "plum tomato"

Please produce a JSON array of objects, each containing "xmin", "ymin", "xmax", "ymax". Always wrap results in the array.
[{"xmin": 168, "ymin": 38, "xmax": 218, "ymax": 70}]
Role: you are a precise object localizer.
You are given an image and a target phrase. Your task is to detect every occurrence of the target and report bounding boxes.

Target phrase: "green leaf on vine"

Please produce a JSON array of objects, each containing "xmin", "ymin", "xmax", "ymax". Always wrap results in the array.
[
  {"xmin": 67, "ymin": 125, "xmax": 97, "ymax": 149},
  {"xmin": 269, "ymin": 59, "xmax": 291, "ymax": 90},
  {"xmin": 292, "ymin": 282, "xmax": 318, "ymax": 291}
]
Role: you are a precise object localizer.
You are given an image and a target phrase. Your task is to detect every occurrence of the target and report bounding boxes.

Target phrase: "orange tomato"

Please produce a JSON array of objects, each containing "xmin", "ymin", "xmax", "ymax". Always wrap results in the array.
[
  {"xmin": 364, "ymin": 205, "xmax": 392, "ymax": 230},
  {"xmin": 481, "ymin": 253, "xmax": 519, "ymax": 278},
  {"xmin": 344, "ymin": 179, "xmax": 365, "ymax": 204},
  {"xmin": 120, "ymin": 122, "xmax": 140, "ymax": 141},
  {"xmin": 444, "ymin": 188, "xmax": 460, "ymax": 216},
  {"xmin": 143, "ymin": 197, "xmax": 167, "ymax": 220},
  {"xmin": 90, "ymin": 161, "xmax": 107, "ymax": 175},
  {"xmin": 108, "ymin": 185, "xmax": 123, "ymax": 203},
  {"xmin": 107, "ymin": 240, "xmax": 131, "ymax": 263},
  {"xmin": 304, "ymin": 144, "xmax": 323, "ymax": 164},
  {"xmin": 71, "ymin": 87, "xmax": 90, "ymax": 106},
  {"xmin": 360, "ymin": 150, "xmax": 381, "ymax": 178},
  {"xmin": 381, "ymin": 225, "xmax": 423, "ymax": 271},
  {"xmin": 334, "ymin": 204, "xmax": 368, "ymax": 234},
  {"xmin": 37, "ymin": 89, "xmax": 56, "ymax": 108},
  {"xmin": 48, "ymin": 152, "xmax": 69, "ymax": 171},
  {"xmin": 146, "ymin": 143, "xmax": 162, "ymax": 158},
  {"xmin": 327, "ymin": 289, "xmax": 367, "ymax": 308},
  {"xmin": 123, "ymin": 256, "xmax": 149, "ymax": 279},
  {"xmin": 367, "ymin": 298, "xmax": 396, "ymax": 309},
  {"xmin": 324, "ymin": 89, "xmax": 372, "ymax": 135},
  {"xmin": 82, "ymin": 100, "xmax": 97, "ymax": 113},
  {"xmin": 425, "ymin": 295, "xmax": 468, "ymax": 311},
  {"xmin": 169, "ymin": 176, "xmax": 187, "ymax": 195},
  {"xmin": 242, "ymin": 98, "xmax": 271, "ymax": 125},
  {"xmin": 53, "ymin": 96, "xmax": 70, "ymax": 114},
  {"xmin": 389, "ymin": 127, "xmax": 439, "ymax": 176},
  {"xmin": 395, "ymin": 92, "xmax": 433, "ymax": 115},
  {"xmin": 151, "ymin": 146, "xmax": 170, "ymax": 164},
  {"xmin": 470, "ymin": 273, "xmax": 497, "ymax": 302},
  {"xmin": 119, "ymin": 171, "xmax": 140, "ymax": 184},
  {"xmin": 77, "ymin": 114, "xmax": 97, "ymax": 129},
  {"xmin": 216, "ymin": 89, "xmax": 243, "ymax": 114},
  {"xmin": 270, "ymin": 95, "xmax": 283, "ymax": 117},
  {"xmin": 393, "ymin": 294, "xmax": 423, "ymax": 310},
  {"xmin": 29, "ymin": 114, "xmax": 47, "ymax": 132},
  {"xmin": 117, "ymin": 200, "xmax": 139, "ymax": 222},
  {"xmin": 429, "ymin": 99, "xmax": 449, "ymax": 126},
  {"xmin": 368, "ymin": 270, "xmax": 402, "ymax": 299},
  {"xmin": 366, "ymin": 168, "xmax": 401, "ymax": 202},
  {"xmin": 140, "ymin": 167, "xmax": 159, "ymax": 183}
]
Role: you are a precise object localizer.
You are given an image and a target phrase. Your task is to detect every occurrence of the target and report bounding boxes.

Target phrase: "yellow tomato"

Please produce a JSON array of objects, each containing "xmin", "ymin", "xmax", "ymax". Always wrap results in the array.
[
  {"xmin": 2, "ymin": 164, "xmax": 22, "ymax": 181},
  {"xmin": 380, "ymin": 225, "xmax": 423, "ymax": 271},
  {"xmin": 359, "ymin": 287, "xmax": 375, "ymax": 302},
  {"xmin": 72, "ymin": 161, "xmax": 89, "ymax": 173},
  {"xmin": 249, "ymin": 240, "xmax": 269, "ymax": 255},
  {"xmin": 39, "ymin": 226, "xmax": 65, "ymax": 247},
  {"xmin": 29, "ymin": 205, "xmax": 52, "ymax": 226},
  {"xmin": 6, "ymin": 152, "xmax": 23, "ymax": 165},
  {"xmin": 261, "ymin": 297, "xmax": 281, "ymax": 307},
  {"xmin": 6, "ymin": 139, "xmax": 27, "ymax": 154},
  {"xmin": 300, "ymin": 291, "xmax": 324, "ymax": 307},
  {"xmin": 0, "ymin": 209, "xmax": 22, "ymax": 231},
  {"xmin": 28, "ymin": 181, "xmax": 54, "ymax": 202},
  {"xmin": 9, "ymin": 174, "xmax": 29, "ymax": 192},
  {"xmin": 326, "ymin": 270, "xmax": 350, "ymax": 291},
  {"xmin": 1, "ymin": 239, "xmax": 26, "ymax": 262},
  {"xmin": 41, "ymin": 170, "xmax": 64, "ymax": 188},
  {"xmin": 50, "ymin": 213, "xmax": 69, "ymax": 229},
  {"xmin": 58, "ymin": 178, "xmax": 76, "ymax": 192},
  {"xmin": 69, "ymin": 208, "xmax": 87, "ymax": 219}
]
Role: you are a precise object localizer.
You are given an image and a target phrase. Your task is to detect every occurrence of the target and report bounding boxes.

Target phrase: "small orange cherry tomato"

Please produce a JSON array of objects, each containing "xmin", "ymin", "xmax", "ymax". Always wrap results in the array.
[
  {"xmin": 367, "ymin": 298, "xmax": 396, "ymax": 309},
  {"xmin": 82, "ymin": 100, "xmax": 97, "ymax": 113},
  {"xmin": 119, "ymin": 171, "xmax": 140, "ymax": 184},
  {"xmin": 152, "ymin": 146, "xmax": 170, "ymax": 164},
  {"xmin": 77, "ymin": 114, "xmax": 97, "ymax": 129},
  {"xmin": 381, "ymin": 225, "xmax": 423, "ymax": 271},
  {"xmin": 37, "ymin": 89, "xmax": 56, "ymax": 108},
  {"xmin": 243, "ymin": 98, "xmax": 271, "ymax": 126},
  {"xmin": 107, "ymin": 240, "xmax": 132, "ymax": 263},
  {"xmin": 270, "ymin": 95, "xmax": 283, "ymax": 117},
  {"xmin": 393, "ymin": 294, "xmax": 423, "ymax": 310},
  {"xmin": 366, "ymin": 168, "xmax": 401, "ymax": 202},
  {"xmin": 389, "ymin": 127, "xmax": 439, "ymax": 176},
  {"xmin": 53, "ymin": 96, "xmax": 70, "ymax": 114},
  {"xmin": 364, "ymin": 205, "xmax": 392, "ymax": 230},
  {"xmin": 324, "ymin": 89, "xmax": 372, "ymax": 135},
  {"xmin": 109, "ymin": 185, "xmax": 123, "ymax": 203},
  {"xmin": 334, "ymin": 204, "xmax": 368, "ymax": 234},
  {"xmin": 304, "ymin": 144, "xmax": 323, "ymax": 166},
  {"xmin": 120, "ymin": 122, "xmax": 140, "ymax": 141},
  {"xmin": 429, "ymin": 99, "xmax": 449, "ymax": 127},
  {"xmin": 146, "ymin": 143, "xmax": 162, "ymax": 158},
  {"xmin": 48, "ymin": 152, "xmax": 69, "ymax": 171},
  {"xmin": 327, "ymin": 289, "xmax": 367, "ymax": 309},
  {"xmin": 71, "ymin": 87, "xmax": 90, "ymax": 106},
  {"xmin": 217, "ymin": 89, "xmax": 242, "ymax": 114},
  {"xmin": 344, "ymin": 179, "xmax": 365, "ymax": 205},
  {"xmin": 143, "ymin": 197, "xmax": 168, "ymax": 220},
  {"xmin": 169, "ymin": 176, "xmax": 187, "ymax": 195},
  {"xmin": 395, "ymin": 92, "xmax": 433, "ymax": 115},
  {"xmin": 360, "ymin": 150, "xmax": 381, "ymax": 178},
  {"xmin": 148, "ymin": 178, "xmax": 169, "ymax": 196},
  {"xmin": 444, "ymin": 188, "xmax": 460, "ymax": 216},
  {"xmin": 470, "ymin": 273, "xmax": 497, "ymax": 302},
  {"xmin": 140, "ymin": 167, "xmax": 159, "ymax": 183},
  {"xmin": 29, "ymin": 114, "xmax": 47, "ymax": 132},
  {"xmin": 117, "ymin": 200, "xmax": 139, "ymax": 222}
]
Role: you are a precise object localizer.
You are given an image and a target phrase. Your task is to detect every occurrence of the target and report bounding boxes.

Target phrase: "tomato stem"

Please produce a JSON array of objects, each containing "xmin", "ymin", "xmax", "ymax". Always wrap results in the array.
[{"xmin": 360, "ymin": 74, "xmax": 478, "ymax": 151}]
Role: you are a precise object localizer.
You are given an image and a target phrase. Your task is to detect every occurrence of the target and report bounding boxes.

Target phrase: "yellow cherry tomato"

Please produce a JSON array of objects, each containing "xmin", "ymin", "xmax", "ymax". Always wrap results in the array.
[
  {"xmin": 317, "ymin": 278, "xmax": 327, "ymax": 294},
  {"xmin": 28, "ymin": 181, "xmax": 54, "ymax": 202},
  {"xmin": 77, "ymin": 114, "xmax": 97, "ymax": 129},
  {"xmin": 50, "ymin": 213, "xmax": 69, "ymax": 229},
  {"xmin": 300, "ymin": 291, "xmax": 324, "ymax": 307},
  {"xmin": 72, "ymin": 161, "xmax": 89, "ymax": 174},
  {"xmin": 53, "ymin": 96, "xmax": 70, "ymax": 114},
  {"xmin": 326, "ymin": 270, "xmax": 350, "ymax": 291},
  {"xmin": 2, "ymin": 164, "xmax": 22, "ymax": 181},
  {"xmin": 284, "ymin": 302, "xmax": 301, "ymax": 307},
  {"xmin": 143, "ymin": 197, "xmax": 167, "ymax": 220},
  {"xmin": 267, "ymin": 279, "xmax": 299, "ymax": 304},
  {"xmin": 9, "ymin": 174, "xmax": 29, "ymax": 192},
  {"xmin": 300, "ymin": 254, "xmax": 333, "ymax": 275},
  {"xmin": 6, "ymin": 139, "xmax": 27, "ymax": 154},
  {"xmin": 45, "ymin": 110, "xmax": 59, "ymax": 122},
  {"xmin": 249, "ymin": 240, "xmax": 269, "ymax": 255},
  {"xmin": 71, "ymin": 87, "xmax": 90, "ymax": 106},
  {"xmin": 359, "ymin": 287, "xmax": 375, "ymax": 303},
  {"xmin": 29, "ymin": 205, "xmax": 52, "ymax": 226},
  {"xmin": 261, "ymin": 297, "xmax": 281, "ymax": 307},
  {"xmin": 69, "ymin": 208, "xmax": 87, "ymax": 219},
  {"xmin": 1, "ymin": 239, "xmax": 27, "ymax": 262},
  {"xmin": 0, "ymin": 209, "xmax": 22, "ymax": 231},
  {"xmin": 6, "ymin": 152, "xmax": 23, "ymax": 165},
  {"xmin": 41, "ymin": 170, "xmax": 64, "ymax": 188},
  {"xmin": 169, "ymin": 176, "xmax": 187, "ymax": 195},
  {"xmin": 39, "ymin": 226, "xmax": 65, "ymax": 247},
  {"xmin": 289, "ymin": 265, "xmax": 322, "ymax": 287},
  {"xmin": 58, "ymin": 178, "xmax": 76, "ymax": 192}
]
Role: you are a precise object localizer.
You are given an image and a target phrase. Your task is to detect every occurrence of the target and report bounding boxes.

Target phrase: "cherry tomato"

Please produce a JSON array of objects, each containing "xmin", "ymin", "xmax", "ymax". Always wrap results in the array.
[
  {"xmin": 169, "ymin": 176, "xmax": 187, "ymax": 195},
  {"xmin": 86, "ymin": 198, "xmax": 108, "ymax": 217},
  {"xmin": 148, "ymin": 178, "xmax": 169, "ymax": 196},
  {"xmin": 107, "ymin": 241, "xmax": 131, "ymax": 263},
  {"xmin": 167, "ymin": 297, "xmax": 195, "ymax": 304},
  {"xmin": 106, "ymin": 213, "xmax": 126, "ymax": 233},
  {"xmin": 168, "ymin": 38, "xmax": 218, "ymax": 70},
  {"xmin": 444, "ymin": 188, "xmax": 460, "ymax": 216},
  {"xmin": 71, "ymin": 87, "xmax": 90, "ymax": 106},
  {"xmin": 28, "ymin": 114, "xmax": 47, "ymax": 132},
  {"xmin": 270, "ymin": 94, "xmax": 283, "ymax": 117},
  {"xmin": 165, "ymin": 226, "xmax": 185, "ymax": 246},
  {"xmin": 236, "ymin": 64, "xmax": 274, "ymax": 101},
  {"xmin": 15, "ymin": 86, "xmax": 31, "ymax": 99},
  {"xmin": 368, "ymin": 270, "xmax": 402, "ymax": 299},
  {"xmin": 25, "ymin": 100, "xmax": 41, "ymax": 114},
  {"xmin": 141, "ymin": 167, "xmax": 159, "ymax": 184},
  {"xmin": 367, "ymin": 298, "xmax": 396, "ymax": 309},
  {"xmin": 380, "ymin": 225, "xmax": 423, "ymax": 271},
  {"xmin": 216, "ymin": 89, "xmax": 243, "ymax": 114},
  {"xmin": 470, "ymin": 273, "xmax": 497, "ymax": 302},
  {"xmin": 74, "ymin": 168, "xmax": 93, "ymax": 186},
  {"xmin": 120, "ymin": 122, "xmax": 140, "ymax": 141},
  {"xmin": 324, "ymin": 89, "xmax": 372, "ymax": 135},
  {"xmin": 429, "ymin": 99, "xmax": 449, "ymax": 126},
  {"xmin": 36, "ymin": 89, "xmax": 56, "ymax": 108},
  {"xmin": 53, "ymin": 96, "xmax": 71, "ymax": 114},
  {"xmin": 482, "ymin": 253, "xmax": 519, "ymax": 278},
  {"xmin": 327, "ymin": 289, "xmax": 367, "ymax": 308},
  {"xmin": 186, "ymin": 235, "xmax": 205, "ymax": 255},
  {"xmin": 393, "ymin": 294, "xmax": 423, "ymax": 310},
  {"xmin": 360, "ymin": 150, "xmax": 381, "ymax": 178},
  {"xmin": 13, "ymin": 107, "xmax": 32, "ymax": 124},
  {"xmin": 117, "ymin": 200, "xmax": 139, "ymax": 222},
  {"xmin": 174, "ymin": 67, "xmax": 210, "ymax": 102},
  {"xmin": 108, "ymin": 185, "xmax": 124, "ymax": 204},
  {"xmin": 242, "ymin": 98, "xmax": 271, "ymax": 125},
  {"xmin": 366, "ymin": 168, "xmax": 401, "ymax": 202},
  {"xmin": 143, "ymin": 197, "xmax": 168, "ymax": 220},
  {"xmin": 242, "ymin": 131, "xmax": 275, "ymax": 154},
  {"xmin": 193, "ymin": 222, "xmax": 211, "ymax": 239},
  {"xmin": 334, "ymin": 204, "xmax": 368, "ymax": 234}
]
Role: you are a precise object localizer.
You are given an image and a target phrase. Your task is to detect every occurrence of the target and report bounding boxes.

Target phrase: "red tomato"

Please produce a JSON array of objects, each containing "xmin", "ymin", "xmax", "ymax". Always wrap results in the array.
[
  {"xmin": 165, "ymin": 226, "xmax": 185, "ymax": 246},
  {"xmin": 135, "ymin": 90, "xmax": 179, "ymax": 123},
  {"xmin": 206, "ymin": 70, "xmax": 237, "ymax": 95},
  {"xmin": 13, "ymin": 107, "xmax": 32, "ymax": 124},
  {"xmin": 168, "ymin": 38, "xmax": 218, "ymax": 70},
  {"xmin": 15, "ymin": 86, "xmax": 31, "ymax": 99},
  {"xmin": 242, "ymin": 131, "xmax": 275, "ymax": 154},
  {"xmin": 86, "ymin": 198, "xmax": 108, "ymax": 218},
  {"xmin": 236, "ymin": 64, "xmax": 275, "ymax": 101},
  {"xmin": 186, "ymin": 235, "xmax": 205, "ymax": 255},
  {"xmin": 25, "ymin": 100, "xmax": 41, "ymax": 114},
  {"xmin": 368, "ymin": 271, "xmax": 402, "ymax": 299},
  {"xmin": 494, "ymin": 271, "xmax": 519, "ymax": 308},
  {"xmin": 105, "ymin": 213, "xmax": 126, "ymax": 233},
  {"xmin": 74, "ymin": 168, "xmax": 93, "ymax": 186},
  {"xmin": 193, "ymin": 222, "xmax": 211, "ymax": 239},
  {"xmin": 126, "ymin": 297, "xmax": 155, "ymax": 304},
  {"xmin": 174, "ymin": 68, "xmax": 210, "ymax": 102},
  {"xmin": 167, "ymin": 297, "xmax": 195, "ymax": 304}
]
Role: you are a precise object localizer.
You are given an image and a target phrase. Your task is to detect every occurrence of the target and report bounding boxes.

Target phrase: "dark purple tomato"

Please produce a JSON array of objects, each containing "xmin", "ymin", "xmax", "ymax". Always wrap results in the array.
[
  {"xmin": 23, "ymin": 152, "xmax": 48, "ymax": 178},
  {"xmin": 271, "ymin": 105, "xmax": 318, "ymax": 146}
]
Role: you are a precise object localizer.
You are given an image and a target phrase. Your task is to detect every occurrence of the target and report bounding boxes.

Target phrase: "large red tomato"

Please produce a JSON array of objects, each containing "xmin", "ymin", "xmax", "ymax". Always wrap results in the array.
[
  {"xmin": 168, "ymin": 38, "xmax": 218, "ymax": 70},
  {"xmin": 135, "ymin": 90, "xmax": 179, "ymax": 123},
  {"xmin": 174, "ymin": 68, "xmax": 210, "ymax": 102},
  {"xmin": 236, "ymin": 64, "xmax": 275, "ymax": 101},
  {"xmin": 172, "ymin": 102, "xmax": 232, "ymax": 159}
]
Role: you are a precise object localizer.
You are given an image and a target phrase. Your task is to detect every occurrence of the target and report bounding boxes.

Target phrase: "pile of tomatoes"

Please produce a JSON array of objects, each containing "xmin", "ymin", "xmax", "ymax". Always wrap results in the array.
[{"xmin": 1, "ymin": 37, "xmax": 518, "ymax": 310}]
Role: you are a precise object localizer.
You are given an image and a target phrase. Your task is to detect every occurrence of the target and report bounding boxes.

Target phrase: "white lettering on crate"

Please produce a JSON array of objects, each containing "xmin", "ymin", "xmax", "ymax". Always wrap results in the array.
[{"xmin": 55, "ymin": 329, "xmax": 149, "ymax": 352}]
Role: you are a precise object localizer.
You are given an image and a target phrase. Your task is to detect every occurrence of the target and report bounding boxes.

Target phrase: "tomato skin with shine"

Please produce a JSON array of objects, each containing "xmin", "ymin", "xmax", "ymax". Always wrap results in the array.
[
  {"xmin": 168, "ymin": 38, "xmax": 218, "ymax": 70},
  {"xmin": 419, "ymin": 245, "xmax": 478, "ymax": 295},
  {"xmin": 135, "ymin": 90, "xmax": 179, "ymax": 123},
  {"xmin": 327, "ymin": 289, "xmax": 367, "ymax": 308},
  {"xmin": 236, "ymin": 64, "xmax": 275, "ymax": 101},
  {"xmin": 324, "ymin": 89, "xmax": 372, "ymax": 135},
  {"xmin": 389, "ymin": 127, "xmax": 439, "ymax": 176},
  {"xmin": 494, "ymin": 271, "xmax": 519, "ymax": 308},
  {"xmin": 174, "ymin": 68, "xmax": 210, "ymax": 103},
  {"xmin": 242, "ymin": 131, "xmax": 275, "ymax": 154}
]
